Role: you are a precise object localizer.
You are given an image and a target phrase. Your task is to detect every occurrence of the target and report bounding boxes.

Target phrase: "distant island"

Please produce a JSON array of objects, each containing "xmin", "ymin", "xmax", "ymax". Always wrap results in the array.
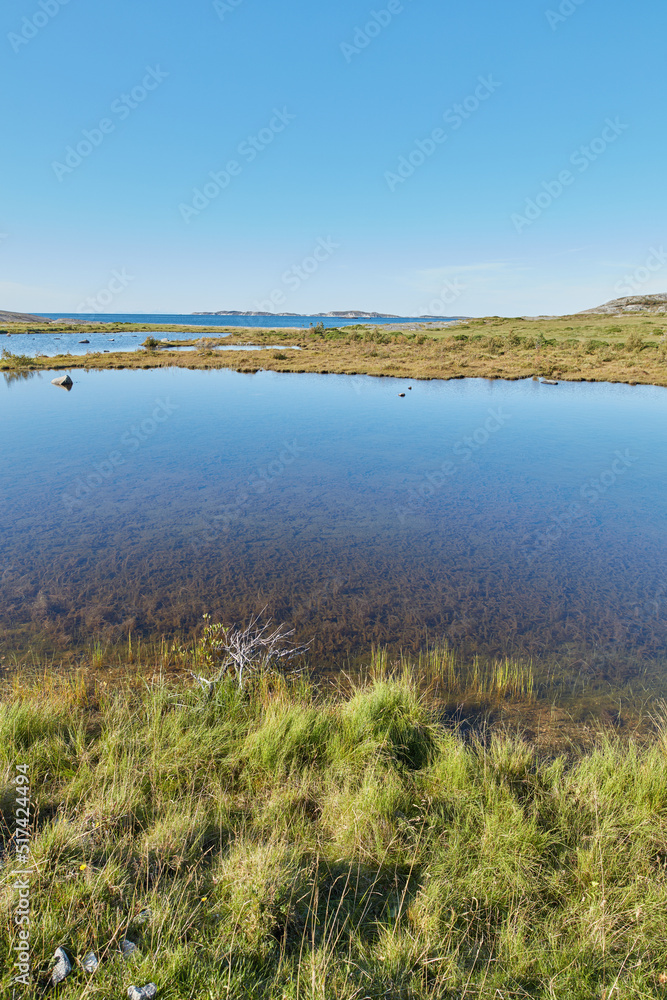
[{"xmin": 192, "ymin": 310, "xmax": 405, "ymax": 318}]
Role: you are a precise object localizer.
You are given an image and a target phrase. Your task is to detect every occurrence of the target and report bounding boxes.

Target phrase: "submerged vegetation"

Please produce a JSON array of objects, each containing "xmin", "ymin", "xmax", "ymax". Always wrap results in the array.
[
  {"xmin": 1, "ymin": 312, "xmax": 667, "ymax": 386},
  {"xmin": 2, "ymin": 658, "xmax": 667, "ymax": 998}
]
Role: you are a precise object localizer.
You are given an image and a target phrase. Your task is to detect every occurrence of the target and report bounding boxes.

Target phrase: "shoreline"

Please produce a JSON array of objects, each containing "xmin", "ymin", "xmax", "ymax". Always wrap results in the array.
[{"xmin": 2, "ymin": 313, "xmax": 666, "ymax": 387}]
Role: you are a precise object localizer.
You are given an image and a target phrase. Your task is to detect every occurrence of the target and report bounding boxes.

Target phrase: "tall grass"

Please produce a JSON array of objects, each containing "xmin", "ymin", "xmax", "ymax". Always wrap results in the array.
[{"xmin": 2, "ymin": 671, "xmax": 667, "ymax": 997}]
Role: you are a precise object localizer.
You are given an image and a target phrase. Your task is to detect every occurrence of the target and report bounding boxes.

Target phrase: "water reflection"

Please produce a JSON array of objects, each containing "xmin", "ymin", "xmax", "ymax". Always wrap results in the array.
[{"xmin": 1, "ymin": 369, "xmax": 666, "ymax": 677}]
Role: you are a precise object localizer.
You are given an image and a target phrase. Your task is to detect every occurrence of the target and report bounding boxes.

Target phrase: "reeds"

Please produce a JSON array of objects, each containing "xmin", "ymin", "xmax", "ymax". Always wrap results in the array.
[{"xmin": 403, "ymin": 644, "xmax": 536, "ymax": 702}]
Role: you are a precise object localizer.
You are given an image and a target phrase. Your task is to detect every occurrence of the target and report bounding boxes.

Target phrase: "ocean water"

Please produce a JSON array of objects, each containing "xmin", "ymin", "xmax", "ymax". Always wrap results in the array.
[{"xmin": 33, "ymin": 313, "xmax": 455, "ymax": 328}]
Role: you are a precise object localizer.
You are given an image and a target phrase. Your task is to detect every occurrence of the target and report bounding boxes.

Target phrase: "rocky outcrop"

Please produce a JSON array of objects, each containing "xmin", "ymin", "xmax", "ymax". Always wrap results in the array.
[
  {"xmin": 0, "ymin": 309, "xmax": 50, "ymax": 323},
  {"xmin": 581, "ymin": 294, "xmax": 667, "ymax": 315}
]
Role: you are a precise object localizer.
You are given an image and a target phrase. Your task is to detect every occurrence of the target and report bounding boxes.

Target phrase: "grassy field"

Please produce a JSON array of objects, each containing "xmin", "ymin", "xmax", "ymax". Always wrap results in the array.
[
  {"xmin": 2, "ymin": 312, "xmax": 667, "ymax": 386},
  {"xmin": 3, "ymin": 653, "xmax": 667, "ymax": 999}
]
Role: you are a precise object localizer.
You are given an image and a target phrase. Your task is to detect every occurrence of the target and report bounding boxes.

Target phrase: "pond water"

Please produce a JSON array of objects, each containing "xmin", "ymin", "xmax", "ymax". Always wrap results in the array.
[
  {"xmin": 2, "ymin": 330, "xmax": 149, "ymax": 357},
  {"xmin": 2, "ymin": 330, "xmax": 303, "ymax": 357},
  {"xmin": 1, "ymin": 368, "xmax": 666, "ymax": 681}
]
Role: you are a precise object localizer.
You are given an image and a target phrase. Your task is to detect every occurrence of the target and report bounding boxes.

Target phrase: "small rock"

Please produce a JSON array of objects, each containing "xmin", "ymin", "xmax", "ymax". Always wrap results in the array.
[
  {"xmin": 82, "ymin": 951, "xmax": 98, "ymax": 973},
  {"xmin": 540, "ymin": 378, "xmax": 558, "ymax": 385},
  {"xmin": 135, "ymin": 907, "xmax": 152, "ymax": 925},
  {"xmin": 78, "ymin": 339, "xmax": 89, "ymax": 344},
  {"xmin": 398, "ymin": 392, "xmax": 406, "ymax": 397},
  {"xmin": 408, "ymin": 386, "xmax": 412, "ymax": 390},
  {"xmin": 51, "ymin": 947, "xmax": 72, "ymax": 985},
  {"xmin": 121, "ymin": 939, "xmax": 138, "ymax": 959},
  {"xmin": 51, "ymin": 374, "xmax": 73, "ymax": 389},
  {"xmin": 128, "ymin": 984, "xmax": 157, "ymax": 1000}
]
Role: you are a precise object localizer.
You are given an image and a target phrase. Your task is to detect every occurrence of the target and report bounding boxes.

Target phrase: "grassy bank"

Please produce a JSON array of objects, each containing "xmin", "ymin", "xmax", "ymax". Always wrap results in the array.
[
  {"xmin": 2, "ymin": 312, "xmax": 667, "ymax": 387},
  {"xmin": 3, "ymin": 663, "xmax": 667, "ymax": 998}
]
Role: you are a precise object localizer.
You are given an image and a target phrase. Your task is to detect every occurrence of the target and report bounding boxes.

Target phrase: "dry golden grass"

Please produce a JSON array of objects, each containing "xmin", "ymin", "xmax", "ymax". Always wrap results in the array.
[{"xmin": 2, "ymin": 313, "xmax": 666, "ymax": 386}]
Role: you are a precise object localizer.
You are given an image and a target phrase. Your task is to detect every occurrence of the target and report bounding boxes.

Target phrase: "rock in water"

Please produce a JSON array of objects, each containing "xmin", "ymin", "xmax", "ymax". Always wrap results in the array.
[
  {"xmin": 82, "ymin": 951, "xmax": 98, "ymax": 972},
  {"xmin": 51, "ymin": 375, "xmax": 73, "ymax": 389},
  {"xmin": 127, "ymin": 984, "xmax": 158, "ymax": 1000},
  {"xmin": 51, "ymin": 947, "xmax": 72, "ymax": 985},
  {"xmin": 540, "ymin": 378, "xmax": 559, "ymax": 385},
  {"xmin": 78, "ymin": 339, "xmax": 89, "ymax": 344}
]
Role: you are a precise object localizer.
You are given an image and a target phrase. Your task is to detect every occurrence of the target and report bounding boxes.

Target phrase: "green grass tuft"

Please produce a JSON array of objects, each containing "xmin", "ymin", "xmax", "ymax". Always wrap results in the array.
[{"xmin": 3, "ymin": 673, "xmax": 667, "ymax": 998}]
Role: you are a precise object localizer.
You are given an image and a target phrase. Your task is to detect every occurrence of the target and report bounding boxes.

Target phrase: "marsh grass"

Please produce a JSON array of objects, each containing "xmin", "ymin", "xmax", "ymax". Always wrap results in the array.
[
  {"xmin": 2, "ymin": 667, "xmax": 667, "ymax": 998},
  {"xmin": 2, "ymin": 313, "xmax": 667, "ymax": 386}
]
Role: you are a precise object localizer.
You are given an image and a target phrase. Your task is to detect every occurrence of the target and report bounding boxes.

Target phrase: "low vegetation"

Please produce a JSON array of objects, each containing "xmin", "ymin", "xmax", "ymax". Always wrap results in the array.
[
  {"xmin": 1, "ymin": 313, "xmax": 667, "ymax": 387},
  {"xmin": 2, "ymin": 651, "xmax": 667, "ymax": 998}
]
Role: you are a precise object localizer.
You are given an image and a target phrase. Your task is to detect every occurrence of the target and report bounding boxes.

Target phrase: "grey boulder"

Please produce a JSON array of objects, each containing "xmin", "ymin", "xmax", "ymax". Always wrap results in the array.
[{"xmin": 51, "ymin": 375, "xmax": 73, "ymax": 389}]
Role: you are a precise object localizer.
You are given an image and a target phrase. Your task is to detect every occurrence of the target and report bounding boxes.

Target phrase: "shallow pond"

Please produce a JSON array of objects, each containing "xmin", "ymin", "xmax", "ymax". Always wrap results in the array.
[
  {"xmin": 1, "ymin": 368, "xmax": 666, "ymax": 682},
  {"xmin": 2, "ymin": 330, "xmax": 151, "ymax": 357},
  {"xmin": 1, "ymin": 331, "xmax": 304, "ymax": 358}
]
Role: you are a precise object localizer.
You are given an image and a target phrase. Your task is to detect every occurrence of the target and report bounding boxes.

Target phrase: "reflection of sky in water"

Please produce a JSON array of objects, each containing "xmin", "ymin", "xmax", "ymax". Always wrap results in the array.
[
  {"xmin": 1, "ymin": 331, "xmax": 303, "ymax": 357},
  {"xmin": 2, "ymin": 330, "xmax": 149, "ymax": 357},
  {"xmin": 1, "ymin": 368, "xmax": 666, "ymax": 667}
]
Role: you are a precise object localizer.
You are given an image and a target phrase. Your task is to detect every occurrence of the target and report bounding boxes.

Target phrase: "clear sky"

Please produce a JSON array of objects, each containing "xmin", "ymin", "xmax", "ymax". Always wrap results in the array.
[{"xmin": 1, "ymin": 0, "xmax": 665, "ymax": 317}]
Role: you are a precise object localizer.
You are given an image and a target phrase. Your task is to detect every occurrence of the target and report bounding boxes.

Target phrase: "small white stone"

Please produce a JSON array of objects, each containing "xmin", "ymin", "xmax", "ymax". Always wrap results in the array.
[
  {"xmin": 51, "ymin": 946, "xmax": 72, "ymax": 985},
  {"xmin": 82, "ymin": 951, "xmax": 98, "ymax": 972},
  {"xmin": 127, "ymin": 983, "xmax": 158, "ymax": 1000}
]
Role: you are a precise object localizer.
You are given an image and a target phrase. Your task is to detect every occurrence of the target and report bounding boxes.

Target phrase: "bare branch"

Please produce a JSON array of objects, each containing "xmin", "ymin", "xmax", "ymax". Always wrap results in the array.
[{"xmin": 194, "ymin": 610, "xmax": 311, "ymax": 692}]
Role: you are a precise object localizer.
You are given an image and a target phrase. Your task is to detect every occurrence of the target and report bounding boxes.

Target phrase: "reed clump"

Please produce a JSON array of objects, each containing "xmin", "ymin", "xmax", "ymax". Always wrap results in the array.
[{"xmin": 2, "ymin": 670, "xmax": 667, "ymax": 998}]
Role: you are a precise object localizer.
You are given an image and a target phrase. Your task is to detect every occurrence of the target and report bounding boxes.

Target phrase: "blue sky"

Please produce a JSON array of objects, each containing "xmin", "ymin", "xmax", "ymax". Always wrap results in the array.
[{"xmin": 1, "ymin": 0, "xmax": 665, "ymax": 316}]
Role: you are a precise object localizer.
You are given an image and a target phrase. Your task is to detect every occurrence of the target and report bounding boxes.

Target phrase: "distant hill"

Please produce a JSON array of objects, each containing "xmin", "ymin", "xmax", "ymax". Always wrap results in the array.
[
  {"xmin": 0, "ymin": 309, "xmax": 50, "ymax": 323},
  {"xmin": 581, "ymin": 294, "xmax": 667, "ymax": 315}
]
